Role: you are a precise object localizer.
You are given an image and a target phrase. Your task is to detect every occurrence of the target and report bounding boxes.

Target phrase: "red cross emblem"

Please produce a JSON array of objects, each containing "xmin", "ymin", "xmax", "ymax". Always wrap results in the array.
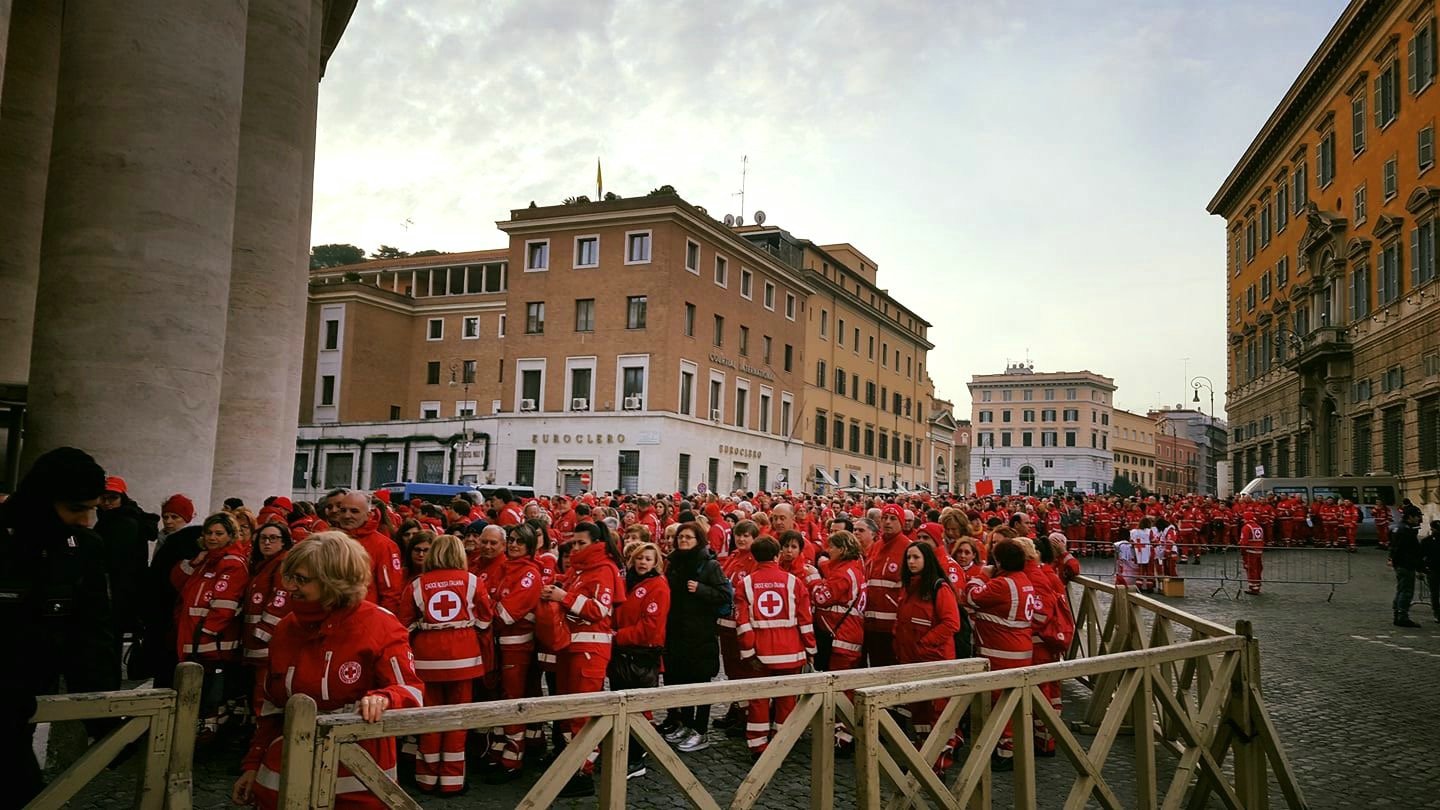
[
  {"xmin": 428, "ymin": 590, "xmax": 463, "ymax": 622},
  {"xmin": 756, "ymin": 589, "xmax": 785, "ymax": 619}
]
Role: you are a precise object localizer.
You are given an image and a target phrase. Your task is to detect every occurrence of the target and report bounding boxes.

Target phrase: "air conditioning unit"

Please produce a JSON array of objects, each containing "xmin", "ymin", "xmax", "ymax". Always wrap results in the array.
[
  {"xmin": 623, "ymin": 396, "xmax": 643, "ymax": 410},
  {"xmin": 571, "ymin": 398, "xmax": 589, "ymax": 411},
  {"xmin": 710, "ymin": 409, "xmax": 722, "ymax": 422},
  {"xmin": 519, "ymin": 398, "xmax": 537, "ymax": 412}
]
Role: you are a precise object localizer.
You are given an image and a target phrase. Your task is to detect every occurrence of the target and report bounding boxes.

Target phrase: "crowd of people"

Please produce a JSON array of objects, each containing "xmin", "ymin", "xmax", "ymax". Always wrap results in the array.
[{"xmin": 5, "ymin": 446, "xmax": 1439, "ymax": 808}]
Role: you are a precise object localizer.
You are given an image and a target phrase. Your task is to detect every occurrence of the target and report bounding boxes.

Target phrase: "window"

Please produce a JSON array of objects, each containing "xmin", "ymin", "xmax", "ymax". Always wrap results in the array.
[
  {"xmin": 1377, "ymin": 59, "xmax": 1400, "ymax": 128},
  {"xmin": 1292, "ymin": 161, "xmax": 1308, "ymax": 212},
  {"xmin": 569, "ymin": 365, "xmax": 593, "ymax": 409},
  {"xmin": 1414, "ymin": 220, "xmax": 1437, "ymax": 286},
  {"xmin": 780, "ymin": 396, "xmax": 793, "ymax": 436},
  {"xmin": 1063, "ymin": 408, "xmax": 1079, "ymax": 421},
  {"xmin": 736, "ymin": 267, "xmax": 752, "ymax": 299},
  {"xmin": 515, "ymin": 450, "xmax": 536, "ymax": 488},
  {"xmin": 685, "ymin": 239, "xmax": 700, "ymax": 274},
  {"xmin": 1277, "ymin": 184, "xmax": 1289, "ymax": 231},
  {"xmin": 678, "ymin": 453, "xmax": 691, "ymax": 493},
  {"xmin": 734, "ymin": 384, "xmax": 748, "ymax": 428},
  {"xmin": 1354, "ymin": 184, "xmax": 1367, "ymax": 226},
  {"xmin": 1001, "ymin": 432, "xmax": 1012, "ymax": 447},
  {"xmin": 819, "ymin": 309, "xmax": 829, "ymax": 338},
  {"xmin": 323, "ymin": 319, "xmax": 340, "ymax": 350},
  {"xmin": 1022, "ymin": 431, "xmax": 1033, "ymax": 447},
  {"xmin": 714, "ymin": 255, "xmax": 728, "ymax": 287},
  {"xmin": 1383, "ymin": 406, "xmax": 1405, "ymax": 475},
  {"xmin": 783, "ymin": 343, "xmax": 794, "ymax": 371},
  {"xmin": 1412, "ymin": 18, "xmax": 1437, "ymax": 95},
  {"xmin": 684, "ymin": 303, "xmax": 695, "ymax": 336},
  {"xmin": 323, "ymin": 453, "xmax": 354, "ymax": 488},
  {"xmin": 1318, "ymin": 132, "xmax": 1335, "ymax": 188},
  {"xmin": 574, "ymin": 299, "xmax": 595, "ymax": 332},
  {"xmin": 867, "ymin": 335, "xmax": 875, "ymax": 359},
  {"xmin": 1379, "ymin": 241, "xmax": 1403, "ymax": 305},
  {"xmin": 679, "ymin": 363, "xmax": 696, "ymax": 416},
  {"xmin": 866, "ymin": 381, "xmax": 877, "ymax": 405},
  {"xmin": 1245, "ymin": 220, "xmax": 1256, "ymax": 262},
  {"xmin": 621, "ymin": 363, "xmax": 646, "ymax": 404},
  {"xmin": 626, "ymin": 295, "xmax": 647, "ymax": 329},
  {"xmin": 1041, "ymin": 409, "xmax": 1056, "ymax": 422},
  {"xmin": 1042, "ymin": 430, "xmax": 1058, "ymax": 447},
  {"xmin": 834, "ymin": 368, "xmax": 846, "ymax": 396},
  {"xmin": 1352, "ymin": 264, "xmax": 1371, "ymax": 320},
  {"xmin": 816, "ymin": 360, "xmax": 827, "ymax": 388},
  {"xmin": 419, "ymin": 401, "xmax": 440, "ymax": 420},
  {"xmin": 759, "ymin": 390, "xmax": 772, "ymax": 432},
  {"xmin": 1384, "ymin": 155, "xmax": 1399, "ymax": 199},
  {"xmin": 785, "ymin": 293, "xmax": 796, "ymax": 320},
  {"xmin": 1352, "ymin": 91, "xmax": 1367, "ymax": 154},
  {"xmin": 1421, "ymin": 125, "xmax": 1436, "ymax": 171},
  {"xmin": 1260, "ymin": 193, "xmax": 1272, "ymax": 246},
  {"xmin": 1420, "ymin": 395, "xmax": 1440, "ymax": 471},
  {"xmin": 763, "ymin": 281, "xmax": 776, "ymax": 310},
  {"xmin": 1278, "ymin": 256, "xmax": 1290, "ymax": 287},
  {"xmin": 497, "ymin": 314, "xmax": 506, "ymax": 337},
  {"xmin": 461, "ymin": 359, "xmax": 476, "ymax": 384},
  {"xmin": 739, "ymin": 325, "xmax": 749, "ymax": 356},
  {"xmin": 815, "ymin": 411, "xmax": 828, "ymax": 445},
  {"xmin": 837, "ymin": 319, "xmax": 846, "ymax": 347},
  {"xmin": 1232, "ymin": 233, "xmax": 1242, "ymax": 276},
  {"xmin": 574, "ymin": 236, "xmax": 599, "ymax": 268},
  {"xmin": 624, "ymin": 230, "xmax": 651, "ymax": 264},
  {"xmin": 525, "ymin": 240, "xmax": 549, "ymax": 271},
  {"xmin": 1246, "ymin": 284, "xmax": 1256, "ymax": 311},
  {"xmin": 320, "ymin": 375, "xmax": 335, "ymax": 405},
  {"xmin": 713, "ymin": 314, "xmax": 724, "ymax": 346},
  {"xmin": 426, "ymin": 361, "xmax": 440, "ymax": 385},
  {"xmin": 519, "ymin": 367, "xmax": 542, "ymax": 410},
  {"xmin": 1261, "ymin": 270, "xmax": 1272, "ymax": 301},
  {"xmin": 427, "ymin": 318, "xmax": 443, "ymax": 340},
  {"xmin": 1022, "ymin": 409, "xmax": 1035, "ymax": 421}
]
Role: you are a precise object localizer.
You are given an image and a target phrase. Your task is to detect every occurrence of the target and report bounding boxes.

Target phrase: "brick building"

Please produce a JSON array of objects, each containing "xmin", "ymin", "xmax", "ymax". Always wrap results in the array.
[{"xmin": 1209, "ymin": 0, "xmax": 1440, "ymax": 502}]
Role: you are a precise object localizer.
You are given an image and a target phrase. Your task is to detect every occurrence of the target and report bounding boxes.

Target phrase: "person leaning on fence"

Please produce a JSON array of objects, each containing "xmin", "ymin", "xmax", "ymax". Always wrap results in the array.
[
  {"xmin": 1239, "ymin": 515, "xmax": 1265, "ymax": 595},
  {"xmin": 735, "ymin": 536, "xmax": 816, "ymax": 762},
  {"xmin": 962, "ymin": 538, "xmax": 1036, "ymax": 772},
  {"xmin": 610, "ymin": 541, "xmax": 670, "ymax": 778},
  {"xmin": 894, "ymin": 541, "xmax": 962, "ymax": 775},
  {"xmin": 1389, "ymin": 508, "xmax": 1424, "ymax": 628},
  {"xmin": 233, "ymin": 531, "xmax": 424, "ymax": 809},
  {"xmin": 1113, "ymin": 530, "xmax": 1138, "ymax": 587}
]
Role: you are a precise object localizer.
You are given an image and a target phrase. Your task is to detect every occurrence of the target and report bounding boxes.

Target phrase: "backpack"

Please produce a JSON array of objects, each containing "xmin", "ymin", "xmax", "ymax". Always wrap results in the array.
[{"xmin": 710, "ymin": 563, "xmax": 735, "ymax": 619}]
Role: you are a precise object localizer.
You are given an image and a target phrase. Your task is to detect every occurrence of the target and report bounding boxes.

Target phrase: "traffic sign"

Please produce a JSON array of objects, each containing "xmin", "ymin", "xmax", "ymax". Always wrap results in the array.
[
  {"xmin": 696, "ymin": 482, "xmax": 708, "ymax": 494},
  {"xmin": 580, "ymin": 472, "xmax": 591, "ymax": 487}
]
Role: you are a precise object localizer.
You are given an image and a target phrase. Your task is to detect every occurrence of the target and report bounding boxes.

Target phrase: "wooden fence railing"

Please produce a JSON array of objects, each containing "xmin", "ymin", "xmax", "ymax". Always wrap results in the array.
[
  {"xmin": 25, "ymin": 661, "xmax": 203, "ymax": 810},
  {"xmin": 852, "ymin": 576, "xmax": 1309, "ymax": 810},
  {"xmin": 276, "ymin": 658, "xmax": 989, "ymax": 810}
]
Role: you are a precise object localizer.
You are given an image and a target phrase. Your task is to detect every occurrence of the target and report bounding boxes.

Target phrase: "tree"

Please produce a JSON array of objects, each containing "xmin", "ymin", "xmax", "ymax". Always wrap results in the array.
[
  {"xmin": 562, "ymin": 195, "xmax": 591, "ymax": 205},
  {"xmin": 647, "ymin": 185, "xmax": 677, "ymax": 196},
  {"xmin": 370, "ymin": 245, "xmax": 409, "ymax": 260},
  {"xmin": 309, "ymin": 243, "xmax": 365, "ymax": 269},
  {"xmin": 1111, "ymin": 473, "xmax": 1138, "ymax": 498},
  {"xmin": 410, "ymin": 249, "xmax": 444, "ymax": 257}
]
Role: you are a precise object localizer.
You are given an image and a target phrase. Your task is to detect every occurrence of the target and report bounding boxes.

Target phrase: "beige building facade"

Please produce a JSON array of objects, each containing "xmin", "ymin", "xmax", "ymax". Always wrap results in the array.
[
  {"xmin": 1209, "ymin": 0, "xmax": 1440, "ymax": 506},
  {"xmin": 1111, "ymin": 408, "xmax": 1158, "ymax": 492}
]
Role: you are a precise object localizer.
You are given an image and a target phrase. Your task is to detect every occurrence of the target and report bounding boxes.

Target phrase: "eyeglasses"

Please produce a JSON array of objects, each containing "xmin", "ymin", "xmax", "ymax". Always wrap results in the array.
[
  {"xmin": 284, "ymin": 572, "xmax": 312, "ymax": 586},
  {"xmin": 258, "ymin": 534, "xmax": 285, "ymax": 543}
]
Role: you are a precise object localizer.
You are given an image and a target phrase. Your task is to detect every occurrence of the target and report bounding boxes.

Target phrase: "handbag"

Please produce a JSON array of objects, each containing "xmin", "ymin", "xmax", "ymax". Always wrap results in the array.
[
  {"xmin": 813, "ymin": 598, "xmax": 858, "ymax": 672},
  {"xmin": 608, "ymin": 646, "xmax": 662, "ymax": 689}
]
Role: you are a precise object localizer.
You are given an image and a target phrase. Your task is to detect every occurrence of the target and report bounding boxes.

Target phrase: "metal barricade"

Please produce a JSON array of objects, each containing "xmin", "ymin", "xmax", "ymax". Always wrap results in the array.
[{"xmin": 1099, "ymin": 544, "xmax": 1351, "ymax": 602}]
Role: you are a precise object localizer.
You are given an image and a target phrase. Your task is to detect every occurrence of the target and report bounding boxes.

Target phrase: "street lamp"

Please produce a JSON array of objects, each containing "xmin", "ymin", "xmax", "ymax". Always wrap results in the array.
[
  {"xmin": 1191, "ymin": 375, "xmax": 1216, "ymax": 495},
  {"xmin": 449, "ymin": 362, "xmax": 473, "ymax": 484}
]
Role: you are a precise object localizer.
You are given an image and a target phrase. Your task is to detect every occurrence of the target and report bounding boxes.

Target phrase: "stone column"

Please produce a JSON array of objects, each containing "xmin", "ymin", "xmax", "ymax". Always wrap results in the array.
[
  {"xmin": 210, "ymin": 0, "xmax": 316, "ymax": 507},
  {"xmin": 0, "ymin": 0, "xmax": 61, "ymax": 386},
  {"xmin": 24, "ymin": 1, "xmax": 249, "ymax": 513},
  {"xmin": 0, "ymin": 0, "xmax": 13, "ymax": 102}
]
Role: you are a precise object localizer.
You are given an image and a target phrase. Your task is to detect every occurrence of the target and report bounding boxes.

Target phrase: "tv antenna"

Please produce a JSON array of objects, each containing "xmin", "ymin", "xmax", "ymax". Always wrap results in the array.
[
  {"xmin": 732, "ymin": 155, "xmax": 748, "ymax": 221},
  {"xmin": 401, "ymin": 217, "xmax": 414, "ymax": 232}
]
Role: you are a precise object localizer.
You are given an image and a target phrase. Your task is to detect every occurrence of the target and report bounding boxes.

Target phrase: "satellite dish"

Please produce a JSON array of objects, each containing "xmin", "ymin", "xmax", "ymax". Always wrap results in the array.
[
  {"xmin": 753, "ymin": 210, "xmax": 766, "ymax": 225},
  {"xmin": 723, "ymin": 214, "xmax": 735, "ymax": 226},
  {"xmin": 696, "ymin": 206, "xmax": 707, "ymax": 215},
  {"xmin": 735, "ymin": 214, "xmax": 744, "ymax": 226}
]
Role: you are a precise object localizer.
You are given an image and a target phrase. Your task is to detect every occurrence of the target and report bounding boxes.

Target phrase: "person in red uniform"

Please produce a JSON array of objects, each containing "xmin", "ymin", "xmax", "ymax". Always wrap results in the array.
[
  {"xmin": 242, "ymin": 523, "xmax": 294, "ymax": 709},
  {"xmin": 541, "ymin": 521, "xmax": 625, "ymax": 799},
  {"xmin": 398, "ymin": 535, "xmax": 492, "ymax": 795},
  {"xmin": 482, "ymin": 522, "xmax": 543, "ymax": 782},
  {"xmin": 491, "ymin": 489, "xmax": 524, "ymax": 527},
  {"xmin": 172, "ymin": 512, "xmax": 250, "ymax": 737},
  {"xmin": 894, "ymin": 541, "xmax": 961, "ymax": 773},
  {"xmin": 778, "ymin": 530, "xmax": 821, "ymax": 584},
  {"xmin": 736, "ymin": 536, "xmax": 815, "ymax": 760},
  {"xmin": 332, "ymin": 491, "xmax": 403, "ymax": 614},
  {"xmin": 1373, "ymin": 502, "xmax": 1393, "ymax": 549},
  {"xmin": 810, "ymin": 530, "xmax": 867, "ymax": 672},
  {"xmin": 1340, "ymin": 499, "xmax": 1360, "ymax": 552},
  {"xmin": 712, "ymin": 519, "xmax": 759, "ymax": 733},
  {"xmin": 962, "ymin": 539, "xmax": 1036, "ymax": 771},
  {"xmin": 863, "ymin": 504, "xmax": 910, "ymax": 668},
  {"xmin": 1240, "ymin": 516, "xmax": 1265, "ymax": 595},
  {"xmin": 611, "ymin": 541, "xmax": 670, "ymax": 777},
  {"xmin": 232, "ymin": 532, "xmax": 424, "ymax": 809},
  {"xmin": 1022, "ymin": 539, "xmax": 1067, "ymax": 757}
]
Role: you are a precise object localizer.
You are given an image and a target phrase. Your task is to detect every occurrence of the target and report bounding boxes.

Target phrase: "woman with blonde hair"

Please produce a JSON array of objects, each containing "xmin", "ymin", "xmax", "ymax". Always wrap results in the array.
[
  {"xmin": 399, "ymin": 534, "xmax": 493, "ymax": 795},
  {"xmin": 232, "ymin": 532, "xmax": 423, "ymax": 809},
  {"xmin": 612, "ymin": 541, "xmax": 669, "ymax": 777}
]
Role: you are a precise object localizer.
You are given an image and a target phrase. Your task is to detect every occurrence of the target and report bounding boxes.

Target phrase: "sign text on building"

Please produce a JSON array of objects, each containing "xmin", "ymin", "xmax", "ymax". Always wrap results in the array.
[{"xmin": 532, "ymin": 433, "xmax": 626, "ymax": 445}]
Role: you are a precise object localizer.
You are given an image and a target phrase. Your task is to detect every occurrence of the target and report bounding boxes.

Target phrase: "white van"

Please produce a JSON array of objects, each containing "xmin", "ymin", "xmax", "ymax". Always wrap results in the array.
[{"xmin": 1238, "ymin": 476, "xmax": 1402, "ymax": 542}]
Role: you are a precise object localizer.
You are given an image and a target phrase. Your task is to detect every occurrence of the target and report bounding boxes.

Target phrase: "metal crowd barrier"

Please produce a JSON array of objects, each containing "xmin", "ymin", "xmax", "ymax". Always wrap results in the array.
[{"xmin": 1103, "ymin": 545, "xmax": 1352, "ymax": 602}]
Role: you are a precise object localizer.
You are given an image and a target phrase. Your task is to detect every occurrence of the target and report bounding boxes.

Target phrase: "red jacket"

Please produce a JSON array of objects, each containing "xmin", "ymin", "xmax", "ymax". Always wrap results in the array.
[
  {"xmin": 1024, "ymin": 560, "xmax": 1064, "ymax": 646},
  {"xmin": 863, "ymin": 533, "xmax": 909, "ymax": 633},
  {"xmin": 736, "ymin": 561, "xmax": 815, "ymax": 669},
  {"xmin": 347, "ymin": 527, "xmax": 403, "ymax": 614},
  {"xmin": 558, "ymin": 543, "xmax": 624, "ymax": 658},
  {"xmin": 1240, "ymin": 521, "xmax": 1264, "ymax": 554},
  {"xmin": 470, "ymin": 552, "xmax": 506, "ymax": 593},
  {"xmin": 400, "ymin": 569, "xmax": 493, "ymax": 681},
  {"xmin": 498, "ymin": 504, "xmax": 524, "ymax": 527},
  {"xmin": 171, "ymin": 547, "xmax": 249, "ymax": 662},
  {"xmin": 708, "ymin": 520, "xmax": 732, "ymax": 559},
  {"xmin": 809, "ymin": 558, "xmax": 866, "ymax": 657},
  {"xmin": 962, "ymin": 570, "xmax": 1036, "ymax": 667},
  {"xmin": 894, "ymin": 580, "xmax": 961, "ymax": 663},
  {"xmin": 493, "ymin": 556, "xmax": 542, "ymax": 646},
  {"xmin": 718, "ymin": 548, "xmax": 758, "ymax": 631},
  {"xmin": 244, "ymin": 601, "xmax": 424, "ymax": 806},
  {"xmin": 242, "ymin": 552, "xmax": 292, "ymax": 664},
  {"xmin": 614, "ymin": 571, "xmax": 669, "ymax": 648}
]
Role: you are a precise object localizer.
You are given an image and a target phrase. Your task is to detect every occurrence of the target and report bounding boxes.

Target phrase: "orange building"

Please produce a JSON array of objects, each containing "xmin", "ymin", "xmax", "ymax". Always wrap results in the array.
[{"xmin": 1209, "ymin": 0, "xmax": 1440, "ymax": 500}]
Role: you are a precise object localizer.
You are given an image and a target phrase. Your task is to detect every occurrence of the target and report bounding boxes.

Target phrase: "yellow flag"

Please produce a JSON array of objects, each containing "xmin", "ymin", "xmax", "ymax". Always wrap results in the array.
[{"xmin": 596, "ymin": 159, "xmax": 603, "ymax": 199}]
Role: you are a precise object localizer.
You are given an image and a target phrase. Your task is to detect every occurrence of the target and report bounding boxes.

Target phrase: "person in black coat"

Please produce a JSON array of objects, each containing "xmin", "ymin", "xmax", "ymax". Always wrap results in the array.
[
  {"xmin": 1389, "ymin": 507, "xmax": 1423, "ymax": 628},
  {"xmin": 0, "ymin": 447, "xmax": 119, "ymax": 808},
  {"xmin": 659, "ymin": 521, "xmax": 730, "ymax": 748},
  {"xmin": 1421, "ymin": 520, "xmax": 1440, "ymax": 624},
  {"xmin": 95, "ymin": 477, "xmax": 159, "ymax": 665},
  {"xmin": 139, "ymin": 494, "xmax": 202, "ymax": 687}
]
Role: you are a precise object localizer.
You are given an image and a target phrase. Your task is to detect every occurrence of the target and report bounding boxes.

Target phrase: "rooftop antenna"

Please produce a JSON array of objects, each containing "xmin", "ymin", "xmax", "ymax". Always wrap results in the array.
[
  {"xmin": 732, "ymin": 155, "xmax": 748, "ymax": 221},
  {"xmin": 401, "ymin": 217, "xmax": 414, "ymax": 232}
]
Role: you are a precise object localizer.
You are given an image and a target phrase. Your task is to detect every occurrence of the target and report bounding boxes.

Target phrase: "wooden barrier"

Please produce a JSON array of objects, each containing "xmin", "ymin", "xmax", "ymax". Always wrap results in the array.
[
  {"xmin": 25, "ymin": 662, "xmax": 203, "ymax": 810},
  {"xmin": 276, "ymin": 658, "xmax": 990, "ymax": 810},
  {"xmin": 851, "ymin": 576, "xmax": 1309, "ymax": 810}
]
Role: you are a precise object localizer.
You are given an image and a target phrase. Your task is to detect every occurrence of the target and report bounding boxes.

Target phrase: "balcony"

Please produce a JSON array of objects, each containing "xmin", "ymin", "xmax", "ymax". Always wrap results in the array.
[{"xmin": 1281, "ymin": 326, "xmax": 1350, "ymax": 372}]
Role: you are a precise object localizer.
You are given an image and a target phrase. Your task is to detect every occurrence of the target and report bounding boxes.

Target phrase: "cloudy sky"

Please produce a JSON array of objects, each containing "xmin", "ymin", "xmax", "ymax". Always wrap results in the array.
[{"xmin": 311, "ymin": 0, "xmax": 1351, "ymax": 420}]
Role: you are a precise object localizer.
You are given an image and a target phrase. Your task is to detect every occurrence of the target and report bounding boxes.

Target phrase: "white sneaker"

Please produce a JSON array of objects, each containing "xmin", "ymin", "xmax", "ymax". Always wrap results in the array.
[
  {"xmin": 677, "ymin": 730, "xmax": 710, "ymax": 752},
  {"xmin": 663, "ymin": 726, "xmax": 689, "ymax": 743}
]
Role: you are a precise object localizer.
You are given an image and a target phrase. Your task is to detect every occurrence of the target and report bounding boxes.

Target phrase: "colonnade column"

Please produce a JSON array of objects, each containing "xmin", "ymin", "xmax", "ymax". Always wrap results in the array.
[
  {"xmin": 0, "ymin": 0, "xmax": 13, "ymax": 103},
  {"xmin": 24, "ymin": 1, "xmax": 250, "ymax": 512},
  {"xmin": 0, "ymin": 0, "xmax": 61, "ymax": 386},
  {"xmin": 211, "ymin": 0, "xmax": 319, "ymax": 507}
]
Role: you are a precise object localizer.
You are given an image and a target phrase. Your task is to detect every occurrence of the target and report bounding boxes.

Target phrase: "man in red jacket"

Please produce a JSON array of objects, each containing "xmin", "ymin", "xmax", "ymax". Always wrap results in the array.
[
  {"xmin": 863, "ymin": 504, "xmax": 909, "ymax": 668},
  {"xmin": 333, "ymin": 491, "xmax": 404, "ymax": 614},
  {"xmin": 736, "ymin": 537, "xmax": 815, "ymax": 759}
]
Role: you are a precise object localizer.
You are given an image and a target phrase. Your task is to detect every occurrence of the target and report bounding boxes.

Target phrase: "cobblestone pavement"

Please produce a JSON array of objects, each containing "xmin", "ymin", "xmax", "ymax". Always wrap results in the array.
[{"xmin": 53, "ymin": 548, "xmax": 1439, "ymax": 808}]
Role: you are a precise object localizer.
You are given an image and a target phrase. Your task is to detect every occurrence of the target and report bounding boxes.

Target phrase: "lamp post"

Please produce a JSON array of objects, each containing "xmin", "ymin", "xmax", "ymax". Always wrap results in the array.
[
  {"xmin": 449, "ymin": 362, "xmax": 473, "ymax": 484},
  {"xmin": 1191, "ymin": 376, "xmax": 1216, "ymax": 496}
]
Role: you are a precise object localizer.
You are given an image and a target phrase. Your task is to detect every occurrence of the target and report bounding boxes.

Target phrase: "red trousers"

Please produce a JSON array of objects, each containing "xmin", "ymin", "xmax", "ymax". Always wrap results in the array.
[
  {"xmin": 1031, "ymin": 645, "xmax": 1060, "ymax": 755},
  {"xmin": 987, "ymin": 654, "xmax": 1032, "ymax": 758},
  {"xmin": 747, "ymin": 666, "xmax": 801, "ymax": 754},
  {"xmin": 559, "ymin": 649, "xmax": 609, "ymax": 774},
  {"xmin": 1377, "ymin": 522, "xmax": 1391, "ymax": 548},
  {"xmin": 493, "ymin": 644, "xmax": 532, "ymax": 772},
  {"xmin": 417, "ymin": 680, "xmax": 472, "ymax": 794},
  {"xmin": 1243, "ymin": 554, "xmax": 1263, "ymax": 593}
]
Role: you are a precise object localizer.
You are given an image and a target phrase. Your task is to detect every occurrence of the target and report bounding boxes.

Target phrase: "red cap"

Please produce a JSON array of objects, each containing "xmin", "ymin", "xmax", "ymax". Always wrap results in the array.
[
  {"xmin": 270, "ymin": 496, "xmax": 293, "ymax": 512},
  {"xmin": 162, "ymin": 494, "xmax": 195, "ymax": 523},
  {"xmin": 104, "ymin": 476, "xmax": 127, "ymax": 495},
  {"xmin": 920, "ymin": 522, "xmax": 944, "ymax": 542},
  {"xmin": 374, "ymin": 488, "xmax": 391, "ymax": 504},
  {"xmin": 881, "ymin": 504, "xmax": 905, "ymax": 522}
]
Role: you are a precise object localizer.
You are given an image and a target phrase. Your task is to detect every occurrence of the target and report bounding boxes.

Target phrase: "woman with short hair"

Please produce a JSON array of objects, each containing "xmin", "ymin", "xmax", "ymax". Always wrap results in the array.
[
  {"xmin": 232, "ymin": 532, "xmax": 424, "ymax": 809},
  {"xmin": 172, "ymin": 512, "xmax": 250, "ymax": 738}
]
